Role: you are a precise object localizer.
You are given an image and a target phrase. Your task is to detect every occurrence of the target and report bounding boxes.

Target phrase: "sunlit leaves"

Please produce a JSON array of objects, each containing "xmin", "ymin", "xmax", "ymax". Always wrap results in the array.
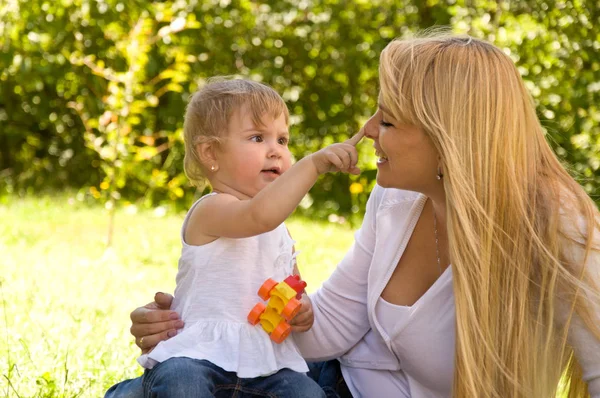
[{"xmin": 1, "ymin": 0, "xmax": 599, "ymax": 216}]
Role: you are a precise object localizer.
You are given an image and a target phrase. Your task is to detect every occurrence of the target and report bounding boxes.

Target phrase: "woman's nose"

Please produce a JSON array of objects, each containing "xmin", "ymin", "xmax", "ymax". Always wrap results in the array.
[{"xmin": 362, "ymin": 114, "xmax": 379, "ymax": 139}]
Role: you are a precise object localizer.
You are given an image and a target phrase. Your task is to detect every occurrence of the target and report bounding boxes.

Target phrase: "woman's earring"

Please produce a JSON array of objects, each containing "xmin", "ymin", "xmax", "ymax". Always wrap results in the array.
[
  {"xmin": 437, "ymin": 166, "xmax": 444, "ymax": 180},
  {"xmin": 210, "ymin": 165, "xmax": 217, "ymax": 172}
]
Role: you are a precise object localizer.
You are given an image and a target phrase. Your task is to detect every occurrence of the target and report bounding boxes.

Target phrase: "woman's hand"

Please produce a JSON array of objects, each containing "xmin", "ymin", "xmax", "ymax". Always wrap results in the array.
[
  {"xmin": 290, "ymin": 294, "xmax": 314, "ymax": 333},
  {"xmin": 129, "ymin": 292, "xmax": 184, "ymax": 354}
]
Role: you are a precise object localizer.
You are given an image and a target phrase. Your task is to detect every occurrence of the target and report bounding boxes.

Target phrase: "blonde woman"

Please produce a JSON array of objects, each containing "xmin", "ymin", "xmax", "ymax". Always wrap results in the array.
[{"xmin": 109, "ymin": 34, "xmax": 600, "ymax": 397}]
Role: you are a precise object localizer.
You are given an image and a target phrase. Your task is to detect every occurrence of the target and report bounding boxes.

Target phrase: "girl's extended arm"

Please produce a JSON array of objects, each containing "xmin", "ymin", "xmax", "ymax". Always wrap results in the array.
[{"xmin": 190, "ymin": 132, "xmax": 363, "ymax": 240}]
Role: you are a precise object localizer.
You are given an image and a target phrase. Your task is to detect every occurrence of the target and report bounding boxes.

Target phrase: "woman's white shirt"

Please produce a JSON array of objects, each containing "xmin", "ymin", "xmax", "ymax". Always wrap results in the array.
[{"xmin": 293, "ymin": 184, "xmax": 600, "ymax": 398}]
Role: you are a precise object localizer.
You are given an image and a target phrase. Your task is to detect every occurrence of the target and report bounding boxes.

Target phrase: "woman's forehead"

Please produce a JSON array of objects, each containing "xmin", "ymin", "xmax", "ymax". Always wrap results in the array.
[{"xmin": 377, "ymin": 91, "xmax": 393, "ymax": 112}]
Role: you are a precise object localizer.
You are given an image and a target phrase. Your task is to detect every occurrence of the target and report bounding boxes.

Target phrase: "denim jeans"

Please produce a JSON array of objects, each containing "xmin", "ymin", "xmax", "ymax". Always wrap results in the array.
[
  {"xmin": 104, "ymin": 357, "xmax": 332, "ymax": 398},
  {"xmin": 307, "ymin": 360, "xmax": 352, "ymax": 398}
]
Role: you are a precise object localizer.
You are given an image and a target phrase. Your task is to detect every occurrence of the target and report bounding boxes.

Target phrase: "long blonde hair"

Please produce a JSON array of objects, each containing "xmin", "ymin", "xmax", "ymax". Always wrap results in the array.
[{"xmin": 379, "ymin": 33, "xmax": 600, "ymax": 397}]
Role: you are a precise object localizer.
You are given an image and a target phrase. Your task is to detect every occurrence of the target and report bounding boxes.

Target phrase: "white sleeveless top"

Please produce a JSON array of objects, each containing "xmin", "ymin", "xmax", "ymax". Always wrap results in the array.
[{"xmin": 137, "ymin": 193, "xmax": 309, "ymax": 377}]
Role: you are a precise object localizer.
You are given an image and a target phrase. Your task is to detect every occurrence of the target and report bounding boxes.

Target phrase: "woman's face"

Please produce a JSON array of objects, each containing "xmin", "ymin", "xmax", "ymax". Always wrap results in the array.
[{"xmin": 362, "ymin": 103, "xmax": 440, "ymax": 192}]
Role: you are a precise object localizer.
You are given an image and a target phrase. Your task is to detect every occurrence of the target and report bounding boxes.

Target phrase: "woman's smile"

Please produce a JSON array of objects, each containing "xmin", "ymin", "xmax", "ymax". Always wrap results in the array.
[{"xmin": 374, "ymin": 147, "xmax": 389, "ymax": 165}]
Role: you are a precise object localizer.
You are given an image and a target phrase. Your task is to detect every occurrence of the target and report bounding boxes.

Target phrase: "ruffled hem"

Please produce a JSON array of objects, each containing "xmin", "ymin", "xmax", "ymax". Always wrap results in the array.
[{"xmin": 137, "ymin": 320, "xmax": 308, "ymax": 378}]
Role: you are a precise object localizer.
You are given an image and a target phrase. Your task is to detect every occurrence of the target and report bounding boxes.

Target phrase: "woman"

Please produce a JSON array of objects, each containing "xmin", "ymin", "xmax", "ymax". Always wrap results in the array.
[{"xmin": 108, "ymin": 33, "xmax": 600, "ymax": 397}]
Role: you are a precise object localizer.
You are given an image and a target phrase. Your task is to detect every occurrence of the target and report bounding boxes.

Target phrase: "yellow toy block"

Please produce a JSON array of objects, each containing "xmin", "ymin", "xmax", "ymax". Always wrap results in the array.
[{"xmin": 247, "ymin": 275, "xmax": 307, "ymax": 343}]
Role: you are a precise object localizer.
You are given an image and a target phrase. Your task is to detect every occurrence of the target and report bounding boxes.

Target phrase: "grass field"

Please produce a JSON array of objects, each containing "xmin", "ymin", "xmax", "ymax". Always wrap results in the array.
[{"xmin": 0, "ymin": 196, "xmax": 354, "ymax": 397}]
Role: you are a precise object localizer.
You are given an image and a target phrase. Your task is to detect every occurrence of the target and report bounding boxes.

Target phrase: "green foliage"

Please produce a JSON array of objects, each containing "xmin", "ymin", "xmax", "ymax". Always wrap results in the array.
[
  {"xmin": 453, "ymin": 0, "xmax": 600, "ymax": 197},
  {"xmin": 1, "ymin": 0, "xmax": 599, "ymax": 219}
]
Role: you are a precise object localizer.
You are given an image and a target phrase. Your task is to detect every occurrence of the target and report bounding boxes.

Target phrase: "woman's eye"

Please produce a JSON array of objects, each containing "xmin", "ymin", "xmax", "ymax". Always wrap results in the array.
[
  {"xmin": 379, "ymin": 120, "xmax": 394, "ymax": 128},
  {"xmin": 278, "ymin": 137, "xmax": 289, "ymax": 145},
  {"xmin": 250, "ymin": 135, "xmax": 263, "ymax": 142}
]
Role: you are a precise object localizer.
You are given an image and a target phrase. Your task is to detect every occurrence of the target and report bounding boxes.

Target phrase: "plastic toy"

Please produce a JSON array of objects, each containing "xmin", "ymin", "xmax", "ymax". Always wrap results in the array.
[{"xmin": 247, "ymin": 275, "xmax": 307, "ymax": 343}]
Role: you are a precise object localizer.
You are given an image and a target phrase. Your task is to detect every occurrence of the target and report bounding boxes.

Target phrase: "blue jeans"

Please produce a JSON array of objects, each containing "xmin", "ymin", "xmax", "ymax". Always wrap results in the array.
[
  {"xmin": 307, "ymin": 360, "xmax": 352, "ymax": 398},
  {"xmin": 105, "ymin": 357, "xmax": 331, "ymax": 398}
]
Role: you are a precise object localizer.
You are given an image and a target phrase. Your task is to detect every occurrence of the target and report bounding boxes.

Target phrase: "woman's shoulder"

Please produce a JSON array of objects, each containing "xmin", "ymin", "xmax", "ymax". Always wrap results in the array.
[
  {"xmin": 557, "ymin": 189, "xmax": 597, "ymax": 241},
  {"xmin": 555, "ymin": 189, "xmax": 600, "ymax": 273}
]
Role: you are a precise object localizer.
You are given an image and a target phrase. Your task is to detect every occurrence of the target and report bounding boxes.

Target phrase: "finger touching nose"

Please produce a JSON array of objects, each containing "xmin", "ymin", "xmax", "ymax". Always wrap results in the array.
[{"xmin": 345, "ymin": 128, "xmax": 365, "ymax": 146}]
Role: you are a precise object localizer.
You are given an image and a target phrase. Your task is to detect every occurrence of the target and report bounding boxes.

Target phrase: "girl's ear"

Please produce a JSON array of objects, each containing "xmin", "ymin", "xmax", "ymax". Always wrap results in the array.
[{"xmin": 196, "ymin": 142, "xmax": 218, "ymax": 170}]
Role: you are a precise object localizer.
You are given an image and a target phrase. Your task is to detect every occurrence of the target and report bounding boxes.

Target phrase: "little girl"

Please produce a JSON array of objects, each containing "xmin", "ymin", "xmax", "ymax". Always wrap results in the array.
[{"xmin": 137, "ymin": 78, "xmax": 362, "ymax": 397}]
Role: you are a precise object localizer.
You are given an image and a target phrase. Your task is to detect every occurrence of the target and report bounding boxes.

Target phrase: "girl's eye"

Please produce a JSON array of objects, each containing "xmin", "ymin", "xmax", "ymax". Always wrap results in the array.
[
  {"xmin": 278, "ymin": 137, "xmax": 289, "ymax": 145},
  {"xmin": 379, "ymin": 120, "xmax": 394, "ymax": 128},
  {"xmin": 250, "ymin": 135, "xmax": 263, "ymax": 142}
]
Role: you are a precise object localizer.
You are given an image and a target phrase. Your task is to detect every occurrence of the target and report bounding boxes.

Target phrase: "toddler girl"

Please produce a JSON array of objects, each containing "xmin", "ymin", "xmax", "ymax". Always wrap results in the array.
[{"xmin": 138, "ymin": 78, "xmax": 362, "ymax": 397}]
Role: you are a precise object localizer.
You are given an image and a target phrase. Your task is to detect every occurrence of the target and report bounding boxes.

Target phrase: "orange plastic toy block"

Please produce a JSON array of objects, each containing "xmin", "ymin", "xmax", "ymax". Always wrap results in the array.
[{"xmin": 247, "ymin": 275, "xmax": 307, "ymax": 344}]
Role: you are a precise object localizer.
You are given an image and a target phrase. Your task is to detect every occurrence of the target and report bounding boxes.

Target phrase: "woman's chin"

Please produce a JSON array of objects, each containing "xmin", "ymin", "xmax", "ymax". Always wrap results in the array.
[
  {"xmin": 375, "ymin": 174, "xmax": 392, "ymax": 188},
  {"xmin": 375, "ymin": 174, "xmax": 408, "ymax": 190}
]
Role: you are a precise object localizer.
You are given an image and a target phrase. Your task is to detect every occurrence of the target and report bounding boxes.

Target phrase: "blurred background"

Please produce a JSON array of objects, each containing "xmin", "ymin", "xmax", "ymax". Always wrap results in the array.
[{"xmin": 1, "ymin": 0, "xmax": 599, "ymax": 396}]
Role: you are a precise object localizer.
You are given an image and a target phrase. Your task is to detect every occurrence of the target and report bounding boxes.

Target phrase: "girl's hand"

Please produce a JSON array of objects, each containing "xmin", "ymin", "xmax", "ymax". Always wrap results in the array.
[
  {"xmin": 309, "ymin": 130, "xmax": 364, "ymax": 175},
  {"xmin": 129, "ymin": 292, "xmax": 184, "ymax": 354},
  {"xmin": 290, "ymin": 294, "xmax": 314, "ymax": 333}
]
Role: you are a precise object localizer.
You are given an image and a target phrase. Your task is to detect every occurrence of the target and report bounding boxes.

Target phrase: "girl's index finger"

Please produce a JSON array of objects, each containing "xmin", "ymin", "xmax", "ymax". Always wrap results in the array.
[{"xmin": 345, "ymin": 128, "xmax": 365, "ymax": 146}]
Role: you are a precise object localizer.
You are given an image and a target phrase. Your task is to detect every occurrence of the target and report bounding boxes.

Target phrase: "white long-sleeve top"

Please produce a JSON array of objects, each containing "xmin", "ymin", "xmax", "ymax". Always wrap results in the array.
[{"xmin": 294, "ymin": 184, "xmax": 600, "ymax": 398}]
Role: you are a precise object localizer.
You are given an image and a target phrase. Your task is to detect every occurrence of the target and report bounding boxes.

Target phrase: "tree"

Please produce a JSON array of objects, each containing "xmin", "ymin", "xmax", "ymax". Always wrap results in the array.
[{"xmin": 1, "ymin": 0, "xmax": 598, "ymax": 223}]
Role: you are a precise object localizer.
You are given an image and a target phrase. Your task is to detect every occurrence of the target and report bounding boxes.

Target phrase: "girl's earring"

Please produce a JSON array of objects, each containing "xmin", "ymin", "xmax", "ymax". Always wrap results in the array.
[
  {"xmin": 211, "ymin": 165, "xmax": 218, "ymax": 172},
  {"xmin": 436, "ymin": 166, "xmax": 444, "ymax": 180}
]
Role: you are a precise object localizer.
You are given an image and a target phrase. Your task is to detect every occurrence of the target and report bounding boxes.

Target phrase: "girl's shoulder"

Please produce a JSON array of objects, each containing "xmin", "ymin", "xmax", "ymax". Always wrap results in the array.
[
  {"xmin": 187, "ymin": 192, "xmax": 242, "ymax": 221},
  {"xmin": 183, "ymin": 192, "xmax": 237, "ymax": 246}
]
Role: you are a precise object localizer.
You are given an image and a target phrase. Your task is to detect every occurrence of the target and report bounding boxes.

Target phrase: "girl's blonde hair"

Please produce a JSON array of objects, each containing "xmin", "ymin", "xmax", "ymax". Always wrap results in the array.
[
  {"xmin": 183, "ymin": 77, "xmax": 289, "ymax": 188},
  {"xmin": 379, "ymin": 33, "xmax": 600, "ymax": 397}
]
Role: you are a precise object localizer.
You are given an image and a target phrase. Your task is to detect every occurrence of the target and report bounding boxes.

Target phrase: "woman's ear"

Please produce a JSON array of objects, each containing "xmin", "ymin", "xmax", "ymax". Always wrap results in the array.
[{"xmin": 196, "ymin": 142, "xmax": 219, "ymax": 172}]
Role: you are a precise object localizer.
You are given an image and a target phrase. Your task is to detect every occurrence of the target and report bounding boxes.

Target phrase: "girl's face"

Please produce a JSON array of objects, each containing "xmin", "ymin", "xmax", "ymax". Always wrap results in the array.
[
  {"xmin": 210, "ymin": 105, "xmax": 292, "ymax": 199},
  {"xmin": 362, "ymin": 103, "xmax": 439, "ymax": 193}
]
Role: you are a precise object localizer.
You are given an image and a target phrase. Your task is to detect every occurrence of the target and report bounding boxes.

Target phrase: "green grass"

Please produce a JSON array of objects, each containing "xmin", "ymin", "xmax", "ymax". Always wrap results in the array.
[{"xmin": 0, "ymin": 195, "xmax": 354, "ymax": 397}]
